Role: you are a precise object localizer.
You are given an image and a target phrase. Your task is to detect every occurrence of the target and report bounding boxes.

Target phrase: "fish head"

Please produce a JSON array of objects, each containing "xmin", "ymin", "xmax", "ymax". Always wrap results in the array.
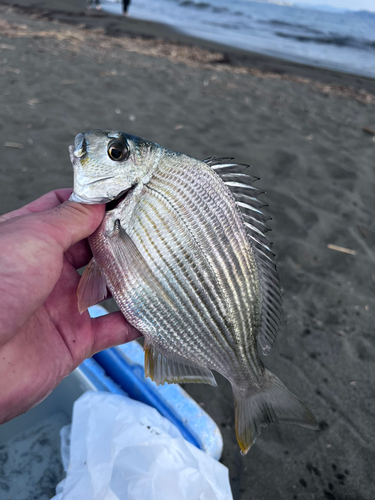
[{"xmin": 69, "ymin": 130, "xmax": 158, "ymax": 204}]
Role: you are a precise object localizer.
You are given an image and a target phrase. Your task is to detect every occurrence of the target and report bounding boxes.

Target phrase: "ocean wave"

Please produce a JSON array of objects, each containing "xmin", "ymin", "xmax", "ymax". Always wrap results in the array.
[
  {"xmin": 179, "ymin": 0, "xmax": 211, "ymax": 9},
  {"xmin": 206, "ymin": 20, "xmax": 241, "ymax": 30},
  {"xmin": 275, "ymin": 31, "xmax": 375, "ymax": 51},
  {"xmin": 263, "ymin": 19, "xmax": 323, "ymax": 35},
  {"xmin": 178, "ymin": 0, "xmax": 232, "ymax": 15},
  {"xmin": 212, "ymin": 6, "xmax": 229, "ymax": 13}
]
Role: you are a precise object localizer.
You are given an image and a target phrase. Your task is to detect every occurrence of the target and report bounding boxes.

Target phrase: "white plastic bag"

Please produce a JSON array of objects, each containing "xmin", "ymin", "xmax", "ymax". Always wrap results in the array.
[{"xmin": 51, "ymin": 392, "xmax": 233, "ymax": 500}]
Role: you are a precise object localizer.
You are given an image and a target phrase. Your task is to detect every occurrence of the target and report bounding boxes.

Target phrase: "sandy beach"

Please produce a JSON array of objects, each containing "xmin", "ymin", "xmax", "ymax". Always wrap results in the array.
[{"xmin": 0, "ymin": 1, "xmax": 375, "ymax": 499}]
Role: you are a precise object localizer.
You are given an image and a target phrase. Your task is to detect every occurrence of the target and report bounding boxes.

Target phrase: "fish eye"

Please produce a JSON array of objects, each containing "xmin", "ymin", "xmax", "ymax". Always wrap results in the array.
[{"xmin": 108, "ymin": 142, "xmax": 128, "ymax": 161}]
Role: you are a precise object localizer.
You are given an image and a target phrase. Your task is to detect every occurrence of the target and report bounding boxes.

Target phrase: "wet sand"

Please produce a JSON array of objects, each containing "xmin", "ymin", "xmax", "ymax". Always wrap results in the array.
[{"xmin": 0, "ymin": 2, "xmax": 375, "ymax": 499}]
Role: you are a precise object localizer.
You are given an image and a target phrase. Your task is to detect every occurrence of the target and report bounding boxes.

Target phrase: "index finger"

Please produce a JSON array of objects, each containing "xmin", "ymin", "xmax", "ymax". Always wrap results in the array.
[{"xmin": 0, "ymin": 189, "xmax": 73, "ymax": 224}]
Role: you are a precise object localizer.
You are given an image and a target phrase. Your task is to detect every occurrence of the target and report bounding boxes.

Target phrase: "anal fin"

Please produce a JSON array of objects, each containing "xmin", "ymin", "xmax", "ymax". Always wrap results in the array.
[
  {"xmin": 144, "ymin": 341, "xmax": 217, "ymax": 387},
  {"xmin": 77, "ymin": 258, "xmax": 108, "ymax": 314}
]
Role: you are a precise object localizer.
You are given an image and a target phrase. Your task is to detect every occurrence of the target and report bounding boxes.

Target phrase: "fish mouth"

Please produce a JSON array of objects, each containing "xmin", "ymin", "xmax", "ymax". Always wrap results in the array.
[
  {"xmin": 69, "ymin": 183, "xmax": 131, "ymax": 207},
  {"xmin": 69, "ymin": 192, "xmax": 110, "ymax": 204},
  {"xmin": 105, "ymin": 188, "xmax": 131, "ymax": 212}
]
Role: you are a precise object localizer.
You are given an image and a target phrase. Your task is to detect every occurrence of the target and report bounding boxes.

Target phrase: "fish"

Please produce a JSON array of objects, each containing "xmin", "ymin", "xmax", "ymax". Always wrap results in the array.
[{"xmin": 69, "ymin": 129, "xmax": 318, "ymax": 454}]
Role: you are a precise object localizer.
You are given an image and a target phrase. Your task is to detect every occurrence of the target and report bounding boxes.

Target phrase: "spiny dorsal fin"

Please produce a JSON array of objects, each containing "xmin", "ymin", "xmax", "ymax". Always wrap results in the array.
[
  {"xmin": 144, "ymin": 340, "xmax": 217, "ymax": 386},
  {"xmin": 204, "ymin": 156, "xmax": 235, "ymax": 167},
  {"xmin": 206, "ymin": 159, "xmax": 282, "ymax": 356}
]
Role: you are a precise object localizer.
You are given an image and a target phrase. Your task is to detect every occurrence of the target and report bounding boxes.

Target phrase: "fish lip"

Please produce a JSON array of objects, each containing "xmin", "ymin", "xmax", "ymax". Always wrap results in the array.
[
  {"xmin": 69, "ymin": 192, "xmax": 110, "ymax": 204},
  {"xmin": 69, "ymin": 187, "xmax": 131, "ymax": 206}
]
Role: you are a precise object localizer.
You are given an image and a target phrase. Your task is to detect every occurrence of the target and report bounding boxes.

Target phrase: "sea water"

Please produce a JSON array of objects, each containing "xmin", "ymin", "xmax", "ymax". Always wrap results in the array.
[{"xmin": 102, "ymin": 0, "xmax": 375, "ymax": 78}]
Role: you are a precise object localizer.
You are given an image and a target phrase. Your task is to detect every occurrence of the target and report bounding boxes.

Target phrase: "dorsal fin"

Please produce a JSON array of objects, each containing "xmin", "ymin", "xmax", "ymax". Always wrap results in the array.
[
  {"xmin": 206, "ymin": 159, "xmax": 282, "ymax": 356},
  {"xmin": 204, "ymin": 156, "xmax": 235, "ymax": 167}
]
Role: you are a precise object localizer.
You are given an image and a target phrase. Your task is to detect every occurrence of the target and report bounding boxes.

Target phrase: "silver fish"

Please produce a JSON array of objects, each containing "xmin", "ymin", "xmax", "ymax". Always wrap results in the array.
[{"xmin": 69, "ymin": 130, "xmax": 318, "ymax": 454}]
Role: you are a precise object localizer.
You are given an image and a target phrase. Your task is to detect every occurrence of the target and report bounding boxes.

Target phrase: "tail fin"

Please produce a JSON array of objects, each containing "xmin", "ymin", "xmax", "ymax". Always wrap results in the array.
[{"xmin": 233, "ymin": 369, "xmax": 318, "ymax": 455}]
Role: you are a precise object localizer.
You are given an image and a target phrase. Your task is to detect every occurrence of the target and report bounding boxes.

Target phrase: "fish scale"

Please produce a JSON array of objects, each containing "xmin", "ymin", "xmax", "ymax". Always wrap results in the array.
[
  {"xmin": 152, "ymin": 169, "xmax": 251, "ymax": 324},
  {"xmin": 148, "ymin": 175, "xmax": 239, "ymax": 326},
  {"xmin": 70, "ymin": 130, "xmax": 318, "ymax": 454},
  {"xmin": 138, "ymin": 194, "xmax": 231, "ymax": 348},
  {"xmin": 133, "ymin": 187, "xmax": 238, "ymax": 371},
  {"xmin": 151, "ymin": 164, "xmax": 259, "ymax": 362},
  {"xmin": 148, "ymin": 176, "xmax": 251, "ymax": 356},
  {"xmin": 153, "ymin": 170, "xmax": 234, "ymax": 314},
  {"xmin": 125, "ymin": 217, "xmax": 224, "ymax": 370}
]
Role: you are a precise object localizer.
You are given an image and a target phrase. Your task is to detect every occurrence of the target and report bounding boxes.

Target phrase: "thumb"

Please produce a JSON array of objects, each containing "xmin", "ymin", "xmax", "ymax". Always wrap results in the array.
[{"xmin": 42, "ymin": 201, "xmax": 106, "ymax": 251}]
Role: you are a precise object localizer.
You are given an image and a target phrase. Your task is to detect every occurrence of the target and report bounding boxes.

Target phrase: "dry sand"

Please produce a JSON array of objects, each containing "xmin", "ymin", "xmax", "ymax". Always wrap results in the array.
[{"xmin": 0, "ymin": 2, "xmax": 375, "ymax": 499}]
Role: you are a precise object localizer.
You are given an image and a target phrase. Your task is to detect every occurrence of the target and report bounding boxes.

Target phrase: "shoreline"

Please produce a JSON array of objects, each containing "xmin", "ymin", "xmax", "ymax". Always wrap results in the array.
[{"xmin": 1, "ymin": 0, "xmax": 375, "ymax": 97}]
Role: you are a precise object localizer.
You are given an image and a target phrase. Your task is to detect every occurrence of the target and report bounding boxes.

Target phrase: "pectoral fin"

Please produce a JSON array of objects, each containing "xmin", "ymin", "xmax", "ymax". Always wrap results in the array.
[
  {"xmin": 113, "ymin": 220, "xmax": 176, "ymax": 310},
  {"xmin": 77, "ymin": 258, "xmax": 108, "ymax": 314},
  {"xmin": 144, "ymin": 341, "xmax": 217, "ymax": 386}
]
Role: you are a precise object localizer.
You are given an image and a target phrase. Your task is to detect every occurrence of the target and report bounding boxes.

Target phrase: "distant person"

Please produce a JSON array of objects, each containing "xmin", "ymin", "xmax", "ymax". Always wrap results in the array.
[
  {"xmin": 122, "ymin": 0, "xmax": 131, "ymax": 16},
  {"xmin": 86, "ymin": 0, "xmax": 102, "ymax": 10}
]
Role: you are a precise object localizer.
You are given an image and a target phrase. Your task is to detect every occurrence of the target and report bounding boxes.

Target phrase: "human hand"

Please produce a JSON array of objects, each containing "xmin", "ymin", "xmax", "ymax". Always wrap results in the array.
[{"xmin": 0, "ymin": 189, "xmax": 141, "ymax": 424}]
